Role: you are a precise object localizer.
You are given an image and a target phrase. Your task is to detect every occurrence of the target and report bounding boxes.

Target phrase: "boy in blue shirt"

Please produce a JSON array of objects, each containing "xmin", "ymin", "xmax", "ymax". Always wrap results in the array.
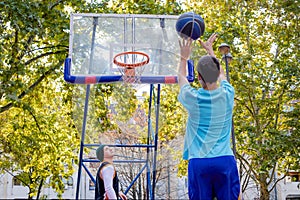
[{"xmin": 178, "ymin": 33, "xmax": 241, "ymax": 200}]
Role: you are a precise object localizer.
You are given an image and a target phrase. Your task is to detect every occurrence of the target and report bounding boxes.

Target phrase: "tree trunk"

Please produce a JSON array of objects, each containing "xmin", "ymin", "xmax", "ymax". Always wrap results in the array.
[
  {"xmin": 259, "ymin": 174, "xmax": 270, "ymax": 200},
  {"xmin": 260, "ymin": 186, "xmax": 270, "ymax": 200},
  {"xmin": 36, "ymin": 178, "xmax": 44, "ymax": 199}
]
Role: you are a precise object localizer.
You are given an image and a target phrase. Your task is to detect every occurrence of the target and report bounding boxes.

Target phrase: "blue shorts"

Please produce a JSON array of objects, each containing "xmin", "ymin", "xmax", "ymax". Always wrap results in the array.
[{"xmin": 188, "ymin": 156, "xmax": 240, "ymax": 200}]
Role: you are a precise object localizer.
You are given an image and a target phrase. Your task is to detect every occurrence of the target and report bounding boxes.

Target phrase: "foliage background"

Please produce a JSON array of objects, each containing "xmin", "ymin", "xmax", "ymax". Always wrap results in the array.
[{"xmin": 0, "ymin": 0, "xmax": 299, "ymax": 199}]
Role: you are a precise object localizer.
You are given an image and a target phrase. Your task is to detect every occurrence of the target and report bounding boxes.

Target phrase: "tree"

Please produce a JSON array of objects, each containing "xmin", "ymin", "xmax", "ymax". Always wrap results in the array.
[
  {"xmin": 4, "ymin": 0, "xmax": 298, "ymax": 199},
  {"xmin": 0, "ymin": 79, "xmax": 79, "ymax": 198},
  {"xmin": 0, "ymin": 0, "xmax": 87, "ymax": 198}
]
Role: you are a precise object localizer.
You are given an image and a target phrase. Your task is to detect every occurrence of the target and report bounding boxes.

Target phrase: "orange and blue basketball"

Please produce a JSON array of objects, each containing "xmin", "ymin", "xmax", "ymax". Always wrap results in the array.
[{"xmin": 176, "ymin": 12, "xmax": 205, "ymax": 40}]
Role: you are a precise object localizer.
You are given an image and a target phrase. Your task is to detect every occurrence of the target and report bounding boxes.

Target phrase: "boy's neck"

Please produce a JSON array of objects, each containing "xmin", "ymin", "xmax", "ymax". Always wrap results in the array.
[{"xmin": 203, "ymin": 82, "xmax": 218, "ymax": 90}]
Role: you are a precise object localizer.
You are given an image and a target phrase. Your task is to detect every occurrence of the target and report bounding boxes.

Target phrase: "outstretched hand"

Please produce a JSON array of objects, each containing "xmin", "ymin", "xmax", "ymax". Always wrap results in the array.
[
  {"xmin": 178, "ymin": 38, "xmax": 193, "ymax": 87},
  {"xmin": 198, "ymin": 33, "xmax": 218, "ymax": 57},
  {"xmin": 119, "ymin": 192, "xmax": 127, "ymax": 200},
  {"xmin": 179, "ymin": 38, "xmax": 193, "ymax": 61}
]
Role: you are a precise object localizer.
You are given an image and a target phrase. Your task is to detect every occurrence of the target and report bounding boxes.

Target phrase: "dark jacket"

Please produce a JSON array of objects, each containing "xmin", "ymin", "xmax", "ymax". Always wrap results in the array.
[{"xmin": 95, "ymin": 162, "xmax": 119, "ymax": 200}]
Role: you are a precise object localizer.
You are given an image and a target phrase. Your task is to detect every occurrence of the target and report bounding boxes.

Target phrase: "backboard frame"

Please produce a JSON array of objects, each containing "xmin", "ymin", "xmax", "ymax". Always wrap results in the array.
[{"xmin": 64, "ymin": 13, "xmax": 195, "ymax": 84}]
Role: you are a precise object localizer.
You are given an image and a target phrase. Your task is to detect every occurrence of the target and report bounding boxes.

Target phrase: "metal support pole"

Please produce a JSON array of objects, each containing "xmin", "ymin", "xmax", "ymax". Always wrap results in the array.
[
  {"xmin": 224, "ymin": 54, "xmax": 230, "ymax": 82},
  {"xmin": 218, "ymin": 43, "xmax": 237, "ymax": 157},
  {"xmin": 152, "ymin": 84, "xmax": 160, "ymax": 200},
  {"xmin": 224, "ymin": 54, "xmax": 236, "ymax": 157},
  {"xmin": 75, "ymin": 17, "xmax": 98, "ymax": 200},
  {"xmin": 75, "ymin": 85, "xmax": 91, "ymax": 199},
  {"xmin": 146, "ymin": 84, "xmax": 154, "ymax": 200}
]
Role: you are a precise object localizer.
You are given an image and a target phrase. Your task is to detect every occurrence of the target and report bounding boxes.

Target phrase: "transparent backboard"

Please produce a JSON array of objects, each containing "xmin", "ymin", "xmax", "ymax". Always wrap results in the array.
[{"xmin": 64, "ymin": 13, "xmax": 194, "ymax": 84}]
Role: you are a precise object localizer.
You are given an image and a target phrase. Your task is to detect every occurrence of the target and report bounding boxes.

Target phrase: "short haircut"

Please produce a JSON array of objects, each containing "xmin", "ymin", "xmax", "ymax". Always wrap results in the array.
[{"xmin": 196, "ymin": 55, "xmax": 220, "ymax": 84}]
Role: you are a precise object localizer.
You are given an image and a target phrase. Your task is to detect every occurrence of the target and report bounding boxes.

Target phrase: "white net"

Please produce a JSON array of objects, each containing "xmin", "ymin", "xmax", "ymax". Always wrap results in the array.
[{"xmin": 114, "ymin": 52, "xmax": 149, "ymax": 84}]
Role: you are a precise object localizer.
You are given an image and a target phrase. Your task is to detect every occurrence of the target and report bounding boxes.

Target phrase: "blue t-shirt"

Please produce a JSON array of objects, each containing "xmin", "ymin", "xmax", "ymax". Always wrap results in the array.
[{"xmin": 178, "ymin": 80, "xmax": 235, "ymax": 160}]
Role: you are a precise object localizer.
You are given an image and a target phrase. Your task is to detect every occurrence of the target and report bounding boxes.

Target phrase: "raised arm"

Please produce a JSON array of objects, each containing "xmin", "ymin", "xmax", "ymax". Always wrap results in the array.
[
  {"xmin": 178, "ymin": 38, "xmax": 193, "ymax": 87},
  {"xmin": 199, "ymin": 33, "xmax": 226, "ymax": 81}
]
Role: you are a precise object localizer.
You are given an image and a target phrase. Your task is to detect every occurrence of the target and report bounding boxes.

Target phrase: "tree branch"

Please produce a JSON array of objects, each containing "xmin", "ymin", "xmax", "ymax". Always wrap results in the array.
[
  {"xmin": 24, "ymin": 50, "xmax": 66, "ymax": 65},
  {"xmin": 268, "ymin": 170, "xmax": 287, "ymax": 193},
  {"xmin": 237, "ymin": 152, "xmax": 259, "ymax": 182},
  {"xmin": 4, "ymin": 169, "xmax": 28, "ymax": 187},
  {"xmin": 17, "ymin": 36, "xmax": 34, "ymax": 61},
  {"xmin": 49, "ymin": 0, "xmax": 64, "ymax": 10},
  {"xmin": 234, "ymin": 97, "xmax": 255, "ymax": 118},
  {"xmin": 24, "ymin": 105, "xmax": 42, "ymax": 133},
  {"xmin": 274, "ymin": 86, "xmax": 287, "ymax": 130},
  {"xmin": 28, "ymin": 45, "xmax": 69, "ymax": 53},
  {"xmin": 0, "ymin": 59, "xmax": 65, "ymax": 113},
  {"xmin": 267, "ymin": 163, "xmax": 277, "ymax": 186}
]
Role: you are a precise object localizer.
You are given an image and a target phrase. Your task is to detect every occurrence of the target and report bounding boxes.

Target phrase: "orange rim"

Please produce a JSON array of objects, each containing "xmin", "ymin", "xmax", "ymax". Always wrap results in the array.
[{"xmin": 113, "ymin": 51, "xmax": 150, "ymax": 68}]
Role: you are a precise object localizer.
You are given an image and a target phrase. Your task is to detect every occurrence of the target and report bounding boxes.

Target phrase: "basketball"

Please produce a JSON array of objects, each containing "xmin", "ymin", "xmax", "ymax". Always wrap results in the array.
[{"xmin": 175, "ymin": 12, "xmax": 205, "ymax": 40}]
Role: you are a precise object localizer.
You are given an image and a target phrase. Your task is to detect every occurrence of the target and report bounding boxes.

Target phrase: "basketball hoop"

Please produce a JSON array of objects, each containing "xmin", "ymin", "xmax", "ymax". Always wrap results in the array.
[{"xmin": 113, "ymin": 51, "xmax": 149, "ymax": 83}]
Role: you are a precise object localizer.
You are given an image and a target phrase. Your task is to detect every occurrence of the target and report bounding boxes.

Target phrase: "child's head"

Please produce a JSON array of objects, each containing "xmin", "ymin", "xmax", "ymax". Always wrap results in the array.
[{"xmin": 197, "ymin": 55, "xmax": 220, "ymax": 84}]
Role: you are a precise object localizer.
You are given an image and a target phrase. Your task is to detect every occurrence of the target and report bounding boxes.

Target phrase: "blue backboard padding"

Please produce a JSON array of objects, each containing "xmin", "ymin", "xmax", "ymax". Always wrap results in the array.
[{"xmin": 64, "ymin": 58, "xmax": 194, "ymax": 84}]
